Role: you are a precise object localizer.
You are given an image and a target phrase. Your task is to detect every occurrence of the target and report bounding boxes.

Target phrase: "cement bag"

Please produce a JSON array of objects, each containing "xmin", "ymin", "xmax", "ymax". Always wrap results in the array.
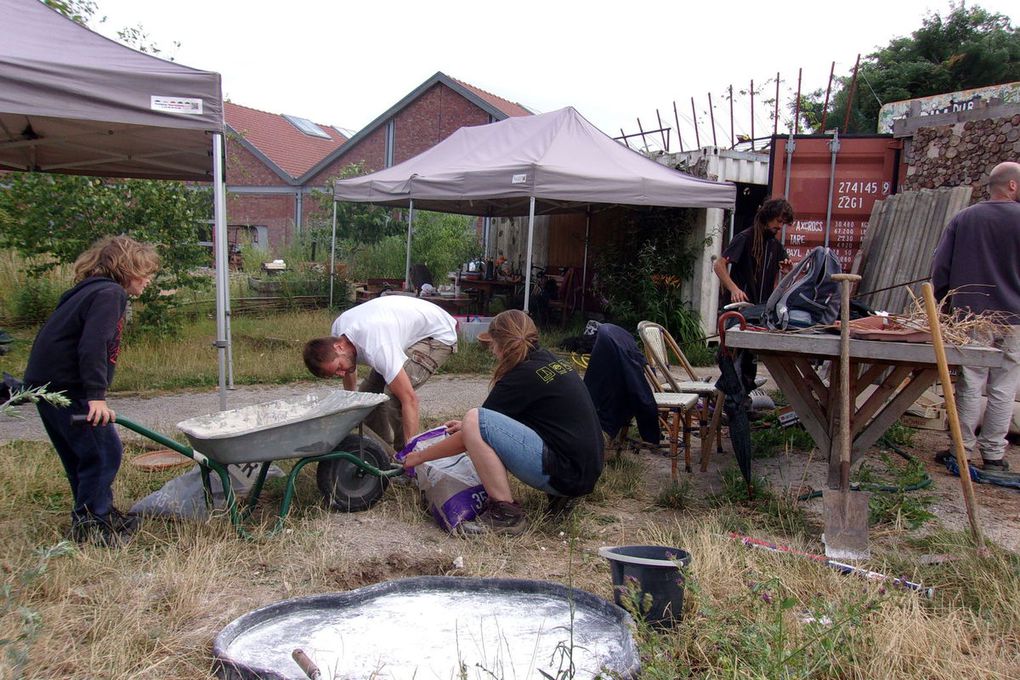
[
  {"xmin": 129, "ymin": 463, "xmax": 284, "ymax": 520},
  {"xmin": 416, "ymin": 453, "xmax": 488, "ymax": 533},
  {"xmin": 395, "ymin": 426, "xmax": 449, "ymax": 479}
]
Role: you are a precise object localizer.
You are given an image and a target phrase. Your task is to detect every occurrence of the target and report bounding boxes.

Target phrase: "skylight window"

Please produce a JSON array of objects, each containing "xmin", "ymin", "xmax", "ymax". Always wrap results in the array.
[{"xmin": 283, "ymin": 115, "xmax": 331, "ymax": 139}]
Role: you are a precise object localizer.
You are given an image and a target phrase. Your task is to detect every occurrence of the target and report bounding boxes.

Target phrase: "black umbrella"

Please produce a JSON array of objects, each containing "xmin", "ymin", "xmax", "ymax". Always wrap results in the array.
[{"xmin": 716, "ymin": 311, "xmax": 755, "ymax": 499}]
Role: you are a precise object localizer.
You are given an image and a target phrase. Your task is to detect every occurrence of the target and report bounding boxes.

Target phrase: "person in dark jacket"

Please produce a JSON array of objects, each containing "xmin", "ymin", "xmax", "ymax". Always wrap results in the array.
[
  {"xmin": 931, "ymin": 161, "xmax": 1020, "ymax": 471},
  {"xmin": 24, "ymin": 235, "xmax": 160, "ymax": 546},
  {"xmin": 400, "ymin": 310, "xmax": 604, "ymax": 535}
]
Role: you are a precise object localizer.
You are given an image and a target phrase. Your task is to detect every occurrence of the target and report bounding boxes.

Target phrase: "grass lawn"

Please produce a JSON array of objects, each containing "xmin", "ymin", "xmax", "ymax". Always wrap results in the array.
[{"xmin": 3, "ymin": 308, "xmax": 1018, "ymax": 678}]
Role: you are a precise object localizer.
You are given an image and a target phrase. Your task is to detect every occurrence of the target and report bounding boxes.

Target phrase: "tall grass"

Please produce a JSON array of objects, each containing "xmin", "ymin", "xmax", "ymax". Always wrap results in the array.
[
  {"xmin": 1, "ymin": 437, "xmax": 1017, "ymax": 679},
  {"xmin": 0, "ymin": 309, "xmax": 531, "ymax": 392}
]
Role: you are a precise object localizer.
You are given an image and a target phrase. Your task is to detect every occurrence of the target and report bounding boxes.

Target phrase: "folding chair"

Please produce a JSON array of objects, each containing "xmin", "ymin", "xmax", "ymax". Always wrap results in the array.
[{"xmin": 637, "ymin": 320, "xmax": 722, "ymax": 470}]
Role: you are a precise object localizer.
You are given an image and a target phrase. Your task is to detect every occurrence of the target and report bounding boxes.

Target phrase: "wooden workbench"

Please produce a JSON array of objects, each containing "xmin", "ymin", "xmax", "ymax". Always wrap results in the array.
[{"xmin": 724, "ymin": 328, "xmax": 1002, "ymax": 489}]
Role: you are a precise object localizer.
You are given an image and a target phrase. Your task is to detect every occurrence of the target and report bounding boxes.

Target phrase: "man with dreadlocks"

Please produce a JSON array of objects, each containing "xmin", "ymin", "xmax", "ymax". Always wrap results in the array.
[{"xmin": 713, "ymin": 198, "xmax": 794, "ymax": 306}]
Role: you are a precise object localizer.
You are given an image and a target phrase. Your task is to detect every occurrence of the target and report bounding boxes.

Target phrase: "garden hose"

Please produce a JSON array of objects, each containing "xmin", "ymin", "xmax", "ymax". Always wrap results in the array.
[{"xmin": 796, "ymin": 441, "xmax": 932, "ymax": 501}]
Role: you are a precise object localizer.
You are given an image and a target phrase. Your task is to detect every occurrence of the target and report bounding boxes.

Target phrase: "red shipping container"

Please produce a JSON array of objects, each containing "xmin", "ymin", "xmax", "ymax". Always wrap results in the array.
[{"xmin": 768, "ymin": 134, "xmax": 902, "ymax": 271}]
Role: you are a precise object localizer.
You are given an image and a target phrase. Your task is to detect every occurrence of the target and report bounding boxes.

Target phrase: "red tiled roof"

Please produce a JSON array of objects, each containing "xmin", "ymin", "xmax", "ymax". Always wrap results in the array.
[
  {"xmin": 224, "ymin": 102, "xmax": 347, "ymax": 179},
  {"xmin": 452, "ymin": 78, "xmax": 533, "ymax": 118}
]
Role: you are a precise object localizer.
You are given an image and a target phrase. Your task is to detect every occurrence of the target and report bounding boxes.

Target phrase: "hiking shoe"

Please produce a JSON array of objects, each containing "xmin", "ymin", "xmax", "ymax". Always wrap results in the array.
[
  {"xmin": 458, "ymin": 500, "xmax": 527, "ymax": 536},
  {"xmin": 983, "ymin": 459, "xmax": 1010, "ymax": 471},
  {"xmin": 546, "ymin": 494, "xmax": 580, "ymax": 520},
  {"xmin": 108, "ymin": 507, "xmax": 140, "ymax": 534},
  {"xmin": 934, "ymin": 450, "xmax": 954, "ymax": 465},
  {"xmin": 70, "ymin": 512, "xmax": 134, "ymax": 547}
]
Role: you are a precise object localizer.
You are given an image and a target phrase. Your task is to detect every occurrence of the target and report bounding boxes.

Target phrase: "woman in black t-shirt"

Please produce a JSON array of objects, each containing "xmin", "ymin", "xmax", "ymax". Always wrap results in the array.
[{"xmin": 401, "ymin": 310, "xmax": 604, "ymax": 535}]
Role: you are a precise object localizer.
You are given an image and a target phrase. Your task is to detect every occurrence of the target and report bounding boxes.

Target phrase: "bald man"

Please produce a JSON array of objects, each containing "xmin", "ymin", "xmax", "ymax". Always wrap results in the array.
[{"xmin": 931, "ymin": 161, "xmax": 1020, "ymax": 471}]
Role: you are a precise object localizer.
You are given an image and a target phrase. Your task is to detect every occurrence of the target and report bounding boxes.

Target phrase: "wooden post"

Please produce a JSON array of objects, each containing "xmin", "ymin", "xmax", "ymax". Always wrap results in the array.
[
  {"xmin": 794, "ymin": 68, "xmax": 802, "ymax": 134},
  {"xmin": 820, "ymin": 61, "xmax": 835, "ymax": 131},
  {"xmin": 729, "ymin": 84, "xmax": 735, "ymax": 148},
  {"xmin": 843, "ymin": 54, "xmax": 861, "ymax": 133},
  {"xmin": 707, "ymin": 92, "xmax": 718, "ymax": 147},
  {"xmin": 673, "ymin": 100, "xmax": 684, "ymax": 152},
  {"xmin": 656, "ymin": 108, "xmax": 668, "ymax": 151},
  {"xmin": 773, "ymin": 72, "xmax": 780, "ymax": 138},
  {"xmin": 750, "ymin": 79, "xmax": 755, "ymax": 150},
  {"xmin": 691, "ymin": 97, "xmax": 701, "ymax": 148}
]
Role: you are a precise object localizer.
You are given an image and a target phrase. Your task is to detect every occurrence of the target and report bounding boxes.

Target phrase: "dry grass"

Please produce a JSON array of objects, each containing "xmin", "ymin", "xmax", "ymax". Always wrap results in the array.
[
  {"xmin": 2, "ymin": 437, "xmax": 1018, "ymax": 679},
  {"xmin": 894, "ymin": 285, "xmax": 1015, "ymax": 346}
]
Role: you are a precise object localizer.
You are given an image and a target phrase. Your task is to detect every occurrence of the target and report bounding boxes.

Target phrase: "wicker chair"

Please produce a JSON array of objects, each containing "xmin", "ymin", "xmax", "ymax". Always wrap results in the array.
[{"xmin": 637, "ymin": 320, "xmax": 722, "ymax": 470}]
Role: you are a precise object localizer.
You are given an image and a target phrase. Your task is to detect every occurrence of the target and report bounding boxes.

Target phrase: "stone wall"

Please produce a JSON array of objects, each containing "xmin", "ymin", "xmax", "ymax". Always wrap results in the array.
[{"xmin": 903, "ymin": 113, "xmax": 1020, "ymax": 202}]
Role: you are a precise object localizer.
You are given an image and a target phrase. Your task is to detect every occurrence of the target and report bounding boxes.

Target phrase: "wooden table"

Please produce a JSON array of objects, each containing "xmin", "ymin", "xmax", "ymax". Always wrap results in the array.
[
  {"xmin": 452, "ymin": 277, "xmax": 521, "ymax": 313},
  {"xmin": 419, "ymin": 295, "xmax": 476, "ymax": 316},
  {"xmin": 724, "ymin": 328, "xmax": 1002, "ymax": 488}
]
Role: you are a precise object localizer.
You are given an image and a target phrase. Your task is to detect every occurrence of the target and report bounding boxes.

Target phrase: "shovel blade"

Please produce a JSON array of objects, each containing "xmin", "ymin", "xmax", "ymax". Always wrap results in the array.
[{"xmin": 822, "ymin": 489, "xmax": 871, "ymax": 560}]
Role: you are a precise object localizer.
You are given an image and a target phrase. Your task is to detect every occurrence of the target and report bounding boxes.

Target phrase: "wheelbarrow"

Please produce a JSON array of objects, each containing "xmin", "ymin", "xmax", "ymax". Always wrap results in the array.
[{"xmin": 74, "ymin": 390, "xmax": 405, "ymax": 537}]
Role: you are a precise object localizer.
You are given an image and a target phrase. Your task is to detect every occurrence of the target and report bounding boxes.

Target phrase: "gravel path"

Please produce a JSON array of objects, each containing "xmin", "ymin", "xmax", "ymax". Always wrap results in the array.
[{"xmin": 0, "ymin": 375, "xmax": 491, "ymax": 445}]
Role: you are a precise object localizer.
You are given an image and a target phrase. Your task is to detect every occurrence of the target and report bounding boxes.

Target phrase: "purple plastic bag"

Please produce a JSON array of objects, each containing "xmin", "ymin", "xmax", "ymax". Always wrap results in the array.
[{"xmin": 396, "ymin": 426, "xmax": 449, "ymax": 479}]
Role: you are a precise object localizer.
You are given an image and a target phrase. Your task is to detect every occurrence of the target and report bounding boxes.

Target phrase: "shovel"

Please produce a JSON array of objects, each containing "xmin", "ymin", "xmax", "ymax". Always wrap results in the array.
[{"xmin": 823, "ymin": 273, "xmax": 870, "ymax": 560}]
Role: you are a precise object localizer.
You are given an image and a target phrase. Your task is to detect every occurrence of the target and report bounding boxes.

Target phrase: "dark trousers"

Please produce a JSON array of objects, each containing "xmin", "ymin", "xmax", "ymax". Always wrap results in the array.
[{"xmin": 36, "ymin": 397, "xmax": 123, "ymax": 520}]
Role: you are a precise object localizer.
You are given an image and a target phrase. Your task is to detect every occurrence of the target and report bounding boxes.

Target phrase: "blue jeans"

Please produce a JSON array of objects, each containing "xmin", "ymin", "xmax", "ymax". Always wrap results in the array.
[
  {"xmin": 36, "ymin": 396, "xmax": 123, "ymax": 519},
  {"xmin": 476, "ymin": 408, "xmax": 561, "ymax": 495}
]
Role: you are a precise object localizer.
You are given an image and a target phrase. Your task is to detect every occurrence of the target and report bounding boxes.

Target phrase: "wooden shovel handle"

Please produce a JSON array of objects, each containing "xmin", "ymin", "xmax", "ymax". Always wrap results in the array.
[
  {"xmin": 832, "ymin": 274, "xmax": 860, "ymax": 488},
  {"xmin": 292, "ymin": 649, "xmax": 322, "ymax": 680}
]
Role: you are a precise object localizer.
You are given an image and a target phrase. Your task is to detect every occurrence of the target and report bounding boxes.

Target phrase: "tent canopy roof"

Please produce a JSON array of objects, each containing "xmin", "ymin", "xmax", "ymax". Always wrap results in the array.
[
  {"xmin": 0, "ymin": 0, "xmax": 223, "ymax": 181},
  {"xmin": 334, "ymin": 106, "xmax": 735, "ymax": 216}
]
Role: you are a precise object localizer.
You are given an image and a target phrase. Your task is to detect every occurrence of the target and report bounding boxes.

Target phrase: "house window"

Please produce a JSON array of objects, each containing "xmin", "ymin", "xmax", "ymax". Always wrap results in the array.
[
  {"xmin": 283, "ymin": 115, "xmax": 332, "ymax": 139},
  {"xmin": 385, "ymin": 120, "xmax": 395, "ymax": 167}
]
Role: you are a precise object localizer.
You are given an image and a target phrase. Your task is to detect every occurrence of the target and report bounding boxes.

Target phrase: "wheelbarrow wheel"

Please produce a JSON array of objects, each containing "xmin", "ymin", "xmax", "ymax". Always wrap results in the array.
[{"xmin": 316, "ymin": 434, "xmax": 391, "ymax": 512}]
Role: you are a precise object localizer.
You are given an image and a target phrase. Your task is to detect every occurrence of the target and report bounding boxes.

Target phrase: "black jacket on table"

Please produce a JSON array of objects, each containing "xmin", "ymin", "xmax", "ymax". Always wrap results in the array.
[
  {"xmin": 482, "ymin": 347, "xmax": 604, "ymax": 496},
  {"xmin": 24, "ymin": 277, "xmax": 127, "ymax": 400}
]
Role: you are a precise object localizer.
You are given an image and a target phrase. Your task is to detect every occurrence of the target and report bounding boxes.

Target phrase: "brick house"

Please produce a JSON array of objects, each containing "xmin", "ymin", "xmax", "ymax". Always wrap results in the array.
[
  {"xmin": 225, "ymin": 72, "xmax": 532, "ymax": 254},
  {"xmin": 224, "ymin": 102, "xmax": 348, "ymax": 253}
]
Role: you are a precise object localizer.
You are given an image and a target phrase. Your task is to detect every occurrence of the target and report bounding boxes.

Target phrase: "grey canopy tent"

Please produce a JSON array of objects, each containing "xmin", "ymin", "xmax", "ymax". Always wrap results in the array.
[
  {"xmin": 332, "ymin": 106, "xmax": 735, "ymax": 310},
  {"xmin": 0, "ymin": 0, "xmax": 233, "ymax": 408}
]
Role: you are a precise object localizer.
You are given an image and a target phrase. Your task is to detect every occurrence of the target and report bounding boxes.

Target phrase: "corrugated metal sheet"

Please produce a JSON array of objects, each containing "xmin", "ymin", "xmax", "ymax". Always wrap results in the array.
[
  {"xmin": 854, "ymin": 186, "xmax": 972, "ymax": 314},
  {"xmin": 769, "ymin": 134, "xmax": 902, "ymax": 270}
]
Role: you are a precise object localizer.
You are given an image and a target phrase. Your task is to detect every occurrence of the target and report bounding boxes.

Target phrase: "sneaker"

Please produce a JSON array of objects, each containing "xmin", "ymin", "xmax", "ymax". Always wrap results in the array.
[
  {"xmin": 458, "ymin": 500, "xmax": 527, "ymax": 536},
  {"xmin": 546, "ymin": 494, "xmax": 580, "ymax": 520},
  {"xmin": 934, "ymin": 450, "xmax": 954, "ymax": 465},
  {"xmin": 982, "ymin": 458, "xmax": 1010, "ymax": 471}
]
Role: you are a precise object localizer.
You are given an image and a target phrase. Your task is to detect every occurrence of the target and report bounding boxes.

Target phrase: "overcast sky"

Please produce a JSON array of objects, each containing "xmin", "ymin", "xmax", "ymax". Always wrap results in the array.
[{"xmin": 92, "ymin": 0, "xmax": 1018, "ymax": 149}]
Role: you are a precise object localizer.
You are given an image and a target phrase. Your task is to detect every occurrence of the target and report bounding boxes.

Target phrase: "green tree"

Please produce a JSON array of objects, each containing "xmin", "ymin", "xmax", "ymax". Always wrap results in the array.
[
  {"xmin": 0, "ymin": 174, "xmax": 211, "ymax": 334},
  {"xmin": 802, "ymin": 3, "xmax": 1020, "ymax": 133}
]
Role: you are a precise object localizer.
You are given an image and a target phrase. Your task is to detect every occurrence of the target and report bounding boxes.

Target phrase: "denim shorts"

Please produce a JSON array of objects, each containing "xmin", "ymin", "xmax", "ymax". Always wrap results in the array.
[{"xmin": 476, "ymin": 408, "xmax": 558, "ymax": 495}]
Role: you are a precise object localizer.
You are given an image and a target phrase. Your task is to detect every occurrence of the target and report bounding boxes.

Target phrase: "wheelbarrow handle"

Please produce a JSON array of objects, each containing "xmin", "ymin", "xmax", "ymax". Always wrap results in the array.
[{"xmin": 72, "ymin": 414, "xmax": 199, "ymax": 462}]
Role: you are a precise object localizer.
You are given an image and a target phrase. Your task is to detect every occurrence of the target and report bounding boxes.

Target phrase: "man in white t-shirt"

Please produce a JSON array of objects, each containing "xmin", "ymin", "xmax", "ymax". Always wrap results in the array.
[{"xmin": 303, "ymin": 295, "xmax": 458, "ymax": 450}]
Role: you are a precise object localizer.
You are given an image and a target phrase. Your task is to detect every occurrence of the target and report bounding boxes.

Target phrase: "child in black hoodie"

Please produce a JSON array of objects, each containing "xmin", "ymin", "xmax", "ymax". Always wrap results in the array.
[{"xmin": 25, "ymin": 236, "xmax": 160, "ymax": 546}]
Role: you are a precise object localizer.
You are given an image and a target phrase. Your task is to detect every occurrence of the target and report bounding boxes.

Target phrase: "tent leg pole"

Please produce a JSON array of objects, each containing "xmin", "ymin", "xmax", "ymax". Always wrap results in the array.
[
  {"xmin": 523, "ymin": 197, "xmax": 536, "ymax": 314},
  {"xmin": 404, "ymin": 200, "xmax": 414, "ymax": 291},
  {"xmin": 329, "ymin": 199, "xmax": 338, "ymax": 307},
  {"xmin": 212, "ymin": 132, "xmax": 230, "ymax": 410},
  {"xmin": 580, "ymin": 209, "xmax": 590, "ymax": 314}
]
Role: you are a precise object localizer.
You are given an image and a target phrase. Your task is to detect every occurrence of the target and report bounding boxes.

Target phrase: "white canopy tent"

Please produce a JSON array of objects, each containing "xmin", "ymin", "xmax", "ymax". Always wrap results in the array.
[
  {"xmin": 0, "ymin": 0, "xmax": 233, "ymax": 408},
  {"xmin": 333, "ymin": 106, "xmax": 736, "ymax": 310}
]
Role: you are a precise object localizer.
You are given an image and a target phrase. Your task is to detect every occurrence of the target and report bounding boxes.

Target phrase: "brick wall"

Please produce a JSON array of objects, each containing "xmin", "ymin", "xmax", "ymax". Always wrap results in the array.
[
  {"xmin": 903, "ymin": 113, "xmax": 1020, "ymax": 203},
  {"xmin": 226, "ymin": 140, "xmax": 285, "ymax": 186},
  {"xmin": 308, "ymin": 82, "xmax": 493, "ymax": 184}
]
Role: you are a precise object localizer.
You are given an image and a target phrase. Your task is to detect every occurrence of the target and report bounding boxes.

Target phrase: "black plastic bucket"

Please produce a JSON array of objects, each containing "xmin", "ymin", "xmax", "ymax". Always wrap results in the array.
[{"xmin": 599, "ymin": 545, "xmax": 691, "ymax": 626}]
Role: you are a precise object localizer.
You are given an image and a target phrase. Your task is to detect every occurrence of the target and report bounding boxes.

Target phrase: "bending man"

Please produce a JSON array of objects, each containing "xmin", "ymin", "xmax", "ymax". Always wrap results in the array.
[{"xmin": 304, "ymin": 295, "xmax": 458, "ymax": 451}]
